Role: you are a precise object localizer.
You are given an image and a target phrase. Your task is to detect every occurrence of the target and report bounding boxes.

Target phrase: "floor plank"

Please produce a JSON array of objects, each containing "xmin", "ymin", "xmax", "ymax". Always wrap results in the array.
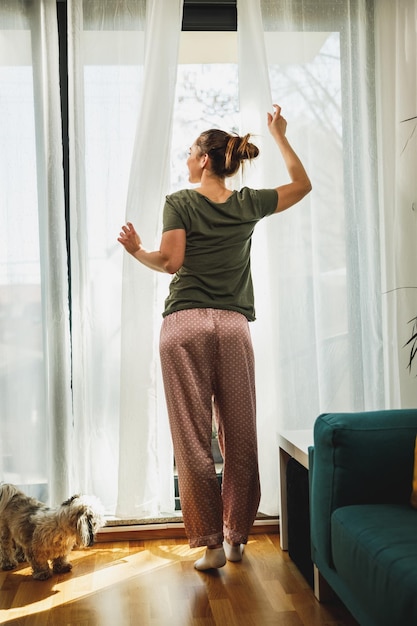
[{"xmin": 0, "ymin": 534, "xmax": 358, "ymax": 626}]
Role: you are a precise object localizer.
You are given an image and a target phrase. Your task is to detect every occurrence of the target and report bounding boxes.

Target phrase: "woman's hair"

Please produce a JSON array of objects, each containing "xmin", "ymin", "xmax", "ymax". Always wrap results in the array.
[{"xmin": 195, "ymin": 129, "xmax": 259, "ymax": 178}]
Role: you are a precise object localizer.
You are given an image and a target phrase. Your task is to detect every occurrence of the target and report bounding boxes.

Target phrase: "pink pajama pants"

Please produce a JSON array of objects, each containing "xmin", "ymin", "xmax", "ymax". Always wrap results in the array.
[{"xmin": 159, "ymin": 308, "xmax": 261, "ymax": 548}]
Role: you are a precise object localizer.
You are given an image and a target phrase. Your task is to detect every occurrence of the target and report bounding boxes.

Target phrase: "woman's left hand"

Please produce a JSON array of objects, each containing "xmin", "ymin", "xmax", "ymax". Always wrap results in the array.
[
  {"xmin": 267, "ymin": 104, "xmax": 287, "ymax": 139},
  {"xmin": 117, "ymin": 222, "xmax": 142, "ymax": 255}
]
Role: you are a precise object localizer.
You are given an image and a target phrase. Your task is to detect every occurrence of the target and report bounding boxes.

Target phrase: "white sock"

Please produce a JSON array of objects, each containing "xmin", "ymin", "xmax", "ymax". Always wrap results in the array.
[
  {"xmin": 194, "ymin": 547, "xmax": 226, "ymax": 571},
  {"xmin": 223, "ymin": 541, "xmax": 244, "ymax": 562}
]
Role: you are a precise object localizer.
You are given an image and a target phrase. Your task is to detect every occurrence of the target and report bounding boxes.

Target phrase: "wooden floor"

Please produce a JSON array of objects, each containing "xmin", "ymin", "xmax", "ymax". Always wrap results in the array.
[{"xmin": 0, "ymin": 534, "xmax": 358, "ymax": 626}]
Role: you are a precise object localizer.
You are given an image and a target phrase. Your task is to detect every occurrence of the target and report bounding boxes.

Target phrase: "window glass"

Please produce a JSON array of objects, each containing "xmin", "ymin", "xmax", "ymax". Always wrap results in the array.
[
  {"xmin": 0, "ymin": 34, "xmax": 46, "ymax": 494},
  {"xmin": 171, "ymin": 63, "xmax": 239, "ymax": 190},
  {"xmin": 267, "ymin": 32, "xmax": 347, "ymax": 339}
]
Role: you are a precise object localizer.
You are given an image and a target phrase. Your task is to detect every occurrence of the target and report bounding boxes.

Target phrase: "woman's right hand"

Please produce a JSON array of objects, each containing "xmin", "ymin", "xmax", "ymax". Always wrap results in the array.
[{"xmin": 117, "ymin": 222, "xmax": 142, "ymax": 255}]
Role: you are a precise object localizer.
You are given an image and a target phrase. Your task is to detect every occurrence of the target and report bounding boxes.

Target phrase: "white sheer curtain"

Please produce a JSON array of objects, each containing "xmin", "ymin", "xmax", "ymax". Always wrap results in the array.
[
  {"xmin": 117, "ymin": 0, "xmax": 184, "ymax": 518},
  {"xmin": 3, "ymin": 0, "xmax": 414, "ymax": 523},
  {"xmin": 68, "ymin": 0, "xmax": 183, "ymax": 517},
  {"xmin": 237, "ymin": 0, "xmax": 385, "ymax": 514},
  {"xmin": 375, "ymin": 0, "xmax": 417, "ymax": 408},
  {"xmin": 0, "ymin": 0, "xmax": 72, "ymax": 504}
]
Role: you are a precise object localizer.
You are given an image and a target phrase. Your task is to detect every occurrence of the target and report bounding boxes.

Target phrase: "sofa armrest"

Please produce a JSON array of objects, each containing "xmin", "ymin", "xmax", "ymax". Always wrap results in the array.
[{"xmin": 309, "ymin": 409, "xmax": 417, "ymax": 568}]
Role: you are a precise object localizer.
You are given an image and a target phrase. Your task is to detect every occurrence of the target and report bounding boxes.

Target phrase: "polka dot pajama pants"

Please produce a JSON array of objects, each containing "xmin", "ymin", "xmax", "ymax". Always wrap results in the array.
[{"xmin": 159, "ymin": 308, "xmax": 261, "ymax": 548}]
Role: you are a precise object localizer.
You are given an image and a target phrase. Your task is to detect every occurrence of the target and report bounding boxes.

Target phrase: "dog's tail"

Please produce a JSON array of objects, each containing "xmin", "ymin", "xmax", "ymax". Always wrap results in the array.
[{"xmin": 0, "ymin": 484, "xmax": 20, "ymax": 514}]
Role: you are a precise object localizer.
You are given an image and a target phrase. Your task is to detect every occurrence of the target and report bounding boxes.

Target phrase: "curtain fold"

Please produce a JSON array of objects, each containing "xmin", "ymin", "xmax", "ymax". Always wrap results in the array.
[
  {"xmin": 375, "ymin": 0, "xmax": 417, "ymax": 407},
  {"xmin": 67, "ymin": 0, "xmax": 90, "ymax": 495},
  {"xmin": 0, "ymin": 0, "xmax": 71, "ymax": 504},
  {"xmin": 236, "ymin": 0, "xmax": 282, "ymax": 517},
  {"xmin": 117, "ymin": 0, "xmax": 184, "ymax": 518},
  {"xmin": 68, "ymin": 0, "xmax": 183, "ymax": 517},
  {"xmin": 30, "ymin": 0, "xmax": 73, "ymax": 504},
  {"xmin": 237, "ymin": 0, "xmax": 384, "ymax": 515}
]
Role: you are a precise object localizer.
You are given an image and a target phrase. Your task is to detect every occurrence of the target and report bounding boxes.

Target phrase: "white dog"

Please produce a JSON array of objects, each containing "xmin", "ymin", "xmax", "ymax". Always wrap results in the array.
[{"xmin": 0, "ymin": 484, "xmax": 106, "ymax": 580}]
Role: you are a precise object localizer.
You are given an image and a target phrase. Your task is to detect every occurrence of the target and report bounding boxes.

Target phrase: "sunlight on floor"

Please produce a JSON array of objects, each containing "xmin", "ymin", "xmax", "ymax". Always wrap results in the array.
[
  {"xmin": 0, "ymin": 543, "xmax": 202, "ymax": 622},
  {"xmin": 0, "ymin": 539, "xmax": 261, "ymax": 624}
]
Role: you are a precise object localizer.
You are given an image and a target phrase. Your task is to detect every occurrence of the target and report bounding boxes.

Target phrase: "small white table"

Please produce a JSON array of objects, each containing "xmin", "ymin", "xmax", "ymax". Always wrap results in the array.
[
  {"xmin": 278, "ymin": 429, "xmax": 334, "ymax": 601},
  {"xmin": 278, "ymin": 429, "xmax": 313, "ymax": 551}
]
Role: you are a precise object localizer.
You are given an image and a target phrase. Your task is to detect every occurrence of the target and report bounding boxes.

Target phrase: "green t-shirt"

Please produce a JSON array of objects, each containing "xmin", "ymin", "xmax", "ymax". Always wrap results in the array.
[{"xmin": 162, "ymin": 186, "xmax": 278, "ymax": 321}]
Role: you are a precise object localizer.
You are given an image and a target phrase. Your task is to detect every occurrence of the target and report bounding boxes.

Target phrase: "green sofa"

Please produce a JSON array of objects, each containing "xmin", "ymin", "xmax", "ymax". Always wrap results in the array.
[{"xmin": 309, "ymin": 409, "xmax": 417, "ymax": 626}]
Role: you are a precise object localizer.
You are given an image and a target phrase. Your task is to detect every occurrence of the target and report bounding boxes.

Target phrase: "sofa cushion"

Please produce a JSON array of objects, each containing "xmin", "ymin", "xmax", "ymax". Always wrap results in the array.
[
  {"xmin": 411, "ymin": 435, "xmax": 417, "ymax": 508},
  {"xmin": 331, "ymin": 504, "xmax": 417, "ymax": 626}
]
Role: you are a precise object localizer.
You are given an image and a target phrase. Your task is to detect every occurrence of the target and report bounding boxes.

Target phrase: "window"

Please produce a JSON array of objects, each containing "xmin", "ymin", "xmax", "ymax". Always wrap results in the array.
[{"xmin": 0, "ymin": 16, "xmax": 47, "ymax": 495}]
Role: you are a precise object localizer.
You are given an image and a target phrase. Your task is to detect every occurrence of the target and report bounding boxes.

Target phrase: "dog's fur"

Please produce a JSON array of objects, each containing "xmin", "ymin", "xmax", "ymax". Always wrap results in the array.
[{"xmin": 0, "ymin": 484, "xmax": 105, "ymax": 580}]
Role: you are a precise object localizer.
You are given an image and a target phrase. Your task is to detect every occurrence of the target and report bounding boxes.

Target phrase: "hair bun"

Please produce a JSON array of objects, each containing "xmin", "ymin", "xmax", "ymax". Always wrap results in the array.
[
  {"xmin": 196, "ymin": 129, "xmax": 259, "ymax": 178},
  {"xmin": 225, "ymin": 133, "xmax": 259, "ymax": 172},
  {"xmin": 237, "ymin": 134, "xmax": 259, "ymax": 160}
]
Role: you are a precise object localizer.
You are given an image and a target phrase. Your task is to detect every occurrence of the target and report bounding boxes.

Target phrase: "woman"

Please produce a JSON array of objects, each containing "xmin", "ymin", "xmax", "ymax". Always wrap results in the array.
[{"xmin": 118, "ymin": 104, "xmax": 311, "ymax": 570}]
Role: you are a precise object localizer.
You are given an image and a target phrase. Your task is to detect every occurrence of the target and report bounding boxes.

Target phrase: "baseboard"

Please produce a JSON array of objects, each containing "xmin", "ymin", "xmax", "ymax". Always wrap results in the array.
[{"xmin": 96, "ymin": 518, "xmax": 279, "ymax": 542}]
